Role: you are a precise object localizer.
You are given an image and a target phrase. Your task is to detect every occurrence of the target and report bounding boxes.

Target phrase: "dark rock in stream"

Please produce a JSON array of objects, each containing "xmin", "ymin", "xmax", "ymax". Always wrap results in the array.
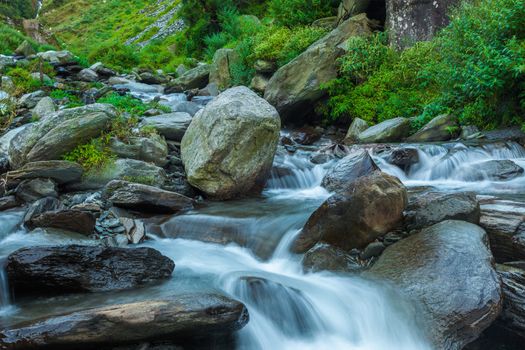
[
  {"xmin": 15, "ymin": 178, "xmax": 58, "ymax": 202},
  {"xmin": 6, "ymin": 245, "xmax": 174, "ymax": 295},
  {"xmin": 0, "ymin": 293, "xmax": 248, "ymax": 350},
  {"xmin": 494, "ymin": 264, "xmax": 525, "ymax": 340},
  {"xmin": 387, "ymin": 147, "xmax": 419, "ymax": 173},
  {"xmin": 467, "ymin": 159, "xmax": 524, "ymax": 181},
  {"xmin": 320, "ymin": 149, "xmax": 378, "ymax": 192},
  {"xmin": 366, "ymin": 220, "xmax": 502, "ymax": 350},
  {"xmin": 26, "ymin": 209, "xmax": 96, "ymax": 235},
  {"xmin": 302, "ymin": 243, "xmax": 365, "ymax": 273},
  {"xmin": 0, "ymin": 196, "xmax": 20, "ymax": 211}
]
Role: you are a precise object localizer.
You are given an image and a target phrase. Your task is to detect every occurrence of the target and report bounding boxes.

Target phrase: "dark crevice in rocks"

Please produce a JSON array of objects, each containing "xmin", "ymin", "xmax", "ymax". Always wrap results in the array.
[{"xmin": 366, "ymin": 0, "xmax": 386, "ymax": 29}]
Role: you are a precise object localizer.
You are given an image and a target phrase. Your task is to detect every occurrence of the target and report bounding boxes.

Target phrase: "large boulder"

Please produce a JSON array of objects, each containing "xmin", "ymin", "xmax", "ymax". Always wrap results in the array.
[
  {"xmin": 321, "ymin": 149, "xmax": 378, "ymax": 192},
  {"xmin": 292, "ymin": 171, "xmax": 407, "ymax": 253},
  {"xmin": 357, "ymin": 117, "xmax": 411, "ymax": 143},
  {"xmin": 343, "ymin": 117, "xmax": 368, "ymax": 144},
  {"xmin": 0, "ymin": 293, "xmax": 249, "ymax": 349},
  {"xmin": 495, "ymin": 264, "xmax": 525, "ymax": 340},
  {"xmin": 366, "ymin": 221, "xmax": 502, "ymax": 349},
  {"xmin": 181, "ymin": 86, "xmax": 280, "ymax": 199},
  {"xmin": 109, "ymin": 135, "xmax": 168, "ymax": 166},
  {"xmin": 167, "ymin": 64, "xmax": 211, "ymax": 93},
  {"xmin": 31, "ymin": 96, "xmax": 56, "ymax": 121},
  {"xmin": 8, "ymin": 104, "xmax": 117, "ymax": 168},
  {"xmin": 264, "ymin": 14, "xmax": 371, "ymax": 122},
  {"xmin": 408, "ymin": 114, "xmax": 459, "ymax": 142},
  {"xmin": 103, "ymin": 180, "xmax": 194, "ymax": 213},
  {"xmin": 479, "ymin": 198, "xmax": 525, "ymax": 263},
  {"xmin": 387, "ymin": 0, "xmax": 460, "ymax": 49},
  {"xmin": 209, "ymin": 48, "xmax": 239, "ymax": 89},
  {"xmin": 6, "ymin": 245, "xmax": 174, "ymax": 295},
  {"xmin": 6, "ymin": 160, "xmax": 83, "ymax": 187},
  {"xmin": 404, "ymin": 191, "xmax": 480, "ymax": 231},
  {"xmin": 139, "ymin": 112, "xmax": 193, "ymax": 141}
]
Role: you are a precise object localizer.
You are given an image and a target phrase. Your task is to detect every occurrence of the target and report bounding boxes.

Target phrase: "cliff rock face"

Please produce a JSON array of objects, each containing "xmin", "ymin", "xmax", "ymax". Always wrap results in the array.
[{"xmin": 386, "ymin": 0, "xmax": 460, "ymax": 48}]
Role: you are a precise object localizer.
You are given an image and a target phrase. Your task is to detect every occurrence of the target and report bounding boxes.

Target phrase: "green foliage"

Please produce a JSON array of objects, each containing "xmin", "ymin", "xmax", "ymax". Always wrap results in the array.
[
  {"xmin": 50, "ymin": 89, "xmax": 84, "ymax": 108},
  {"xmin": 97, "ymin": 93, "xmax": 149, "ymax": 116},
  {"xmin": 268, "ymin": 0, "xmax": 338, "ymax": 27},
  {"xmin": 63, "ymin": 137, "xmax": 114, "ymax": 171},
  {"xmin": 0, "ymin": 0, "xmax": 38, "ymax": 18},
  {"xmin": 87, "ymin": 41, "xmax": 140, "ymax": 72},
  {"xmin": 0, "ymin": 94, "xmax": 16, "ymax": 130},
  {"xmin": 324, "ymin": 0, "xmax": 525, "ymax": 130},
  {"xmin": 5, "ymin": 67, "xmax": 43, "ymax": 95},
  {"xmin": 0, "ymin": 24, "xmax": 40, "ymax": 55}
]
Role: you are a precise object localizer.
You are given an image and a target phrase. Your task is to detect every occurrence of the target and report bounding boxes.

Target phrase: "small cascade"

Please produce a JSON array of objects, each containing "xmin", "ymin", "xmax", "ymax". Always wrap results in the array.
[{"xmin": 0, "ymin": 258, "xmax": 13, "ymax": 317}]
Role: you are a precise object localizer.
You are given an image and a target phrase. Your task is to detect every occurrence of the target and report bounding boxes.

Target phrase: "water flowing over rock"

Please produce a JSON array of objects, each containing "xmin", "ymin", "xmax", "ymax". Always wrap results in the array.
[
  {"xmin": 8, "ymin": 104, "xmax": 117, "ymax": 168},
  {"xmin": 0, "ymin": 293, "xmax": 248, "ymax": 349},
  {"xmin": 408, "ymin": 114, "xmax": 459, "ymax": 142},
  {"xmin": 181, "ymin": 86, "xmax": 280, "ymax": 199},
  {"xmin": 293, "ymin": 171, "xmax": 407, "ymax": 253},
  {"xmin": 6, "ymin": 245, "xmax": 174, "ymax": 295},
  {"xmin": 264, "ymin": 14, "xmax": 372, "ymax": 122},
  {"xmin": 103, "ymin": 180, "xmax": 194, "ymax": 213},
  {"xmin": 321, "ymin": 149, "xmax": 378, "ymax": 192},
  {"xmin": 139, "ymin": 112, "xmax": 193, "ymax": 141},
  {"xmin": 404, "ymin": 191, "xmax": 480, "ymax": 231},
  {"xmin": 467, "ymin": 160, "xmax": 524, "ymax": 181},
  {"xmin": 386, "ymin": 0, "xmax": 461, "ymax": 49},
  {"xmin": 366, "ymin": 221, "xmax": 502, "ymax": 350},
  {"xmin": 357, "ymin": 117, "xmax": 411, "ymax": 143}
]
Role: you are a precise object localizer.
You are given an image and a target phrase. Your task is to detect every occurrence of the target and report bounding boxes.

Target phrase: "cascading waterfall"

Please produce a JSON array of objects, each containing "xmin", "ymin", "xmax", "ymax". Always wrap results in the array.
[{"xmin": 0, "ymin": 260, "xmax": 10, "ymax": 311}]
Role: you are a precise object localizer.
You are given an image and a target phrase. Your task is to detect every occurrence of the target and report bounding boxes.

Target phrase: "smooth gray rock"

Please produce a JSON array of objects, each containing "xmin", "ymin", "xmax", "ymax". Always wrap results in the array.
[
  {"xmin": 6, "ymin": 160, "xmax": 83, "ymax": 186},
  {"xmin": 466, "ymin": 160, "xmax": 524, "ymax": 181},
  {"xmin": 357, "ymin": 117, "xmax": 411, "ymax": 143},
  {"xmin": 109, "ymin": 135, "xmax": 168, "ymax": 166},
  {"xmin": 181, "ymin": 86, "xmax": 280, "ymax": 199},
  {"xmin": 78, "ymin": 68, "xmax": 99, "ymax": 82},
  {"xmin": 209, "ymin": 48, "xmax": 239, "ymax": 89},
  {"xmin": 321, "ymin": 149, "xmax": 378, "ymax": 192},
  {"xmin": 343, "ymin": 118, "xmax": 368, "ymax": 144},
  {"xmin": 140, "ymin": 112, "xmax": 193, "ymax": 141},
  {"xmin": 31, "ymin": 96, "xmax": 56, "ymax": 121},
  {"xmin": 408, "ymin": 114, "xmax": 459, "ymax": 142},
  {"xmin": 37, "ymin": 50, "xmax": 76, "ymax": 65},
  {"xmin": 366, "ymin": 221, "xmax": 502, "ymax": 350},
  {"xmin": 496, "ymin": 264, "xmax": 525, "ymax": 340},
  {"xmin": 17, "ymin": 90, "xmax": 46, "ymax": 109},
  {"xmin": 167, "ymin": 64, "xmax": 211, "ymax": 93},
  {"xmin": 15, "ymin": 178, "xmax": 57, "ymax": 202}
]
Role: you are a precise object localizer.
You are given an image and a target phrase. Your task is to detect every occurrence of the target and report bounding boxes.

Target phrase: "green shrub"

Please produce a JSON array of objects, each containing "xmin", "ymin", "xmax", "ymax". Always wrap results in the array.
[
  {"xmin": 63, "ymin": 137, "xmax": 114, "ymax": 171},
  {"xmin": 5, "ymin": 67, "xmax": 44, "ymax": 95},
  {"xmin": 268, "ymin": 0, "xmax": 338, "ymax": 27},
  {"xmin": 87, "ymin": 41, "xmax": 140, "ymax": 71},
  {"xmin": 97, "ymin": 93, "xmax": 149, "ymax": 116}
]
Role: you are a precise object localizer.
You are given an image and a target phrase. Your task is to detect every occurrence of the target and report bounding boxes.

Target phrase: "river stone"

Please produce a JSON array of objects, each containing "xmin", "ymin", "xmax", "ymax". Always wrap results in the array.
[
  {"xmin": 37, "ymin": 50, "xmax": 76, "ymax": 65},
  {"xmin": 387, "ymin": 0, "xmax": 460, "ymax": 49},
  {"xmin": 404, "ymin": 191, "xmax": 480, "ymax": 231},
  {"xmin": 104, "ymin": 180, "xmax": 193, "ymax": 213},
  {"xmin": 6, "ymin": 245, "xmax": 174, "ymax": 295},
  {"xmin": 140, "ymin": 112, "xmax": 193, "ymax": 141},
  {"xmin": 31, "ymin": 96, "xmax": 56, "ymax": 121},
  {"xmin": 408, "ymin": 114, "xmax": 459, "ymax": 142},
  {"xmin": 78, "ymin": 68, "xmax": 99, "ymax": 82},
  {"xmin": 264, "ymin": 14, "xmax": 371, "ymax": 122},
  {"xmin": 366, "ymin": 221, "xmax": 502, "ymax": 350},
  {"xmin": 181, "ymin": 86, "xmax": 280, "ymax": 199},
  {"xmin": 26, "ymin": 209, "xmax": 96, "ymax": 235},
  {"xmin": 109, "ymin": 135, "xmax": 168, "ymax": 166},
  {"xmin": 14, "ymin": 40, "xmax": 36, "ymax": 57},
  {"xmin": 0, "ymin": 195, "xmax": 19, "ymax": 211},
  {"xmin": 357, "ymin": 117, "xmax": 411, "ymax": 143},
  {"xmin": 343, "ymin": 118, "xmax": 368, "ymax": 144},
  {"xmin": 495, "ymin": 264, "xmax": 525, "ymax": 340},
  {"xmin": 6, "ymin": 160, "xmax": 83, "ymax": 186},
  {"xmin": 17, "ymin": 90, "xmax": 46, "ymax": 109},
  {"xmin": 302, "ymin": 243, "xmax": 364, "ymax": 273},
  {"xmin": 479, "ymin": 199, "xmax": 525, "ymax": 263},
  {"xmin": 467, "ymin": 160, "xmax": 524, "ymax": 181},
  {"xmin": 171, "ymin": 101, "xmax": 202, "ymax": 117},
  {"xmin": 90, "ymin": 62, "xmax": 116, "ymax": 77},
  {"xmin": 293, "ymin": 171, "xmax": 407, "ymax": 253},
  {"xmin": 167, "ymin": 64, "xmax": 211, "ymax": 93},
  {"xmin": 23, "ymin": 197, "xmax": 63, "ymax": 224},
  {"xmin": 0, "ymin": 294, "xmax": 248, "ymax": 349},
  {"xmin": 321, "ymin": 149, "xmax": 379, "ymax": 192},
  {"xmin": 387, "ymin": 147, "xmax": 419, "ymax": 172},
  {"xmin": 15, "ymin": 178, "xmax": 57, "ymax": 202},
  {"xmin": 209, "ymin": 48, "xmax": 239, "ymax": 89},
  {"xmin": 9, "ymin": 104, "xmax": 117, "ymax": 168}
]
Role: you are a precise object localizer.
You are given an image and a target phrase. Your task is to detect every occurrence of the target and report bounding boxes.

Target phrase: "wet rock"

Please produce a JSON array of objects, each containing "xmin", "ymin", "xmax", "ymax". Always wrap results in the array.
[
  {"xmin": 109, "ymin": 135, "xmax": 168, "ymax": 166},
  {"xmin": 104, "ymin": 180, "xmax": 193, "ymax": 213},
  {"xmin": 479, "ymin": 199, "xmax": 525, "ymax": 263},
  {"xmin": 321, "ymin": 149, "xmax": 378, "ymax": 192},
  {"xmin": 387, "ymin": 147, "xmax": 419, "ymax": 172},
  {"xmin": 290, "ymin": 126, "xmax": 322, "ymax": 145},
  {"xmin": 264, "ymin": 14, "xmax": 371, "ymax": 122},
  {"xmin": 460, "ymin": 125, "xmax": 481, "ymax": 140},
  {"xmin": 367, "ymin": 220, "xmax": 502, "ymax": 349},
  {"xmin": 171, "ymin": 101, "xmax": 201, "ymax": 117},
  {"xmin": 357, "ymin": 117, "xmax": 411, "ymax": 143},
  {"xmin": 405, "ymin": 191, "xmax": 480, "ymax": 231},
  {"xmin": 209, "ymin": 48, "xmax": 239, "ymax": 89},
  {"xmin": 139, "ymin": 112, "xmax": 193, "ymax": 142},
  {"xmin": 468, "ymin": 160, "xmax": 524, "ymax": 181},
  {"xmin": 31, "ymin": 96, "xmax": 56, "ymax": 121},
  {"xmin": 15, "ymin": 178, "xmax": 57, "ymax": 203},
  {"xmin": 181, "ymin": 86, "xmax": 280, "ymax": 199},
  {"xmin": 0, "ymin": 196, "xmax": 20, "ymax": 211},
  {"xmin": 23, "ymin": 197, "xmax": 63, "ymax": 224},
  {"xmin": 293, "ymin": 171, "xmax": 407, "ymax": 253},
  {"xmin": 78, "ymin": 68, "xmax": 99, "ymax": 82},
  {"xmin": 0, "ymin": 293, "xmax": 247, "ymax": 349},
  {"xmin": 27, "ymin": 209, "xmax": 96, "ymax": 235},
  {"xmin": 309, "ymin": 153, "xmax": 334, "ymax": 165},
  {"xmin": 6, "ymin": 160, "xmax": 83, "ymax": 187},
  {"xmin": 90, "ymin": 62, "xmax": 116, "ymax": 77},
  {"xmin": 6, "ymin": 245, "xmax": 174, "ymax": 295},
  {"xmin": 166, "ymin": 64, "xmax": 210, "ymax": 93},
  {"xmin": 9, "ymin": 104, "xmax": 117, "ymax": 168},
  {"xmin": 139, "ymin": 72, "xmax": 168, "ymax": 85},
  {"xmin": 37, "ymin": 50, "xmax": 76, "ymax": 65},
  {"xmin": 408, "ymin": 114, "xmax": 459, "ymax": 142},
  {"xmin": 17, "ymin": 90, "xmax": 46, "ymax": 109},
  {"xmin": 302, "ymin": 243, "xmax": 365, "ymax": 273},
  {"xmin": 343, "ymin": 118, "xmax": 368, "ymax": 144},
  {"xmin": 495, "ymin": 264, "xmax": 525, "ymax": 340},
  {"xmin": 360, "ymin": 241, "xmax": 386, "ymax": 259}
]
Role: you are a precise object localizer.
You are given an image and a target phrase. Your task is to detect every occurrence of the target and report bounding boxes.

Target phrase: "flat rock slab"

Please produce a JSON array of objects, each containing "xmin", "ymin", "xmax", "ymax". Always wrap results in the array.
[
  {"xmin": 6, "ymin": 160, "xmax": 83, "ymax": 187},
  {"xmin": 0, "ymin": 293, "xmax": 249, "ymax": 349},
  {"xmin": 366, "ymin": 220, "xmax": 502, "ymax": 350},
  {"xmin": 6, "ymin": 245, "xmax": 174, "ymax": 295}
]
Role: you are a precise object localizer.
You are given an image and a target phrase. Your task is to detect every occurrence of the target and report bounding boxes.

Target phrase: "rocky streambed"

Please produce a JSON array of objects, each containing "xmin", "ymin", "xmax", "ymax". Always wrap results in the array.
[{"xmin": 1, "ymin": 48, "xmax": 525, "ymax": 349}]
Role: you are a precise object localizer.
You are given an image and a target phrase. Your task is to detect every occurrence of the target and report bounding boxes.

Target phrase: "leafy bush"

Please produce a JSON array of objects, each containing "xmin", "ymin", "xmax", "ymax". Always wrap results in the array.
[
  {"xmin": 87, "ymin": 41, "xmax": 140, "ymax": 71},
  {"xmin": 268, "ymin": 0, "xmax": 338, "ymax": 27},
  {"xmin": 5, "ymin": 67, "xmax": 44, "ymax": 95},
  {"xmin": 63, "ymin": 137, "xmax": 114, "ymax": 171},
  {"xmin": 97, "ymin": 93, "xmax": 149, "ymax": 116},
  {"xmin": 0, "ymin": 24, "xmax": 38, "ymax": 55}
]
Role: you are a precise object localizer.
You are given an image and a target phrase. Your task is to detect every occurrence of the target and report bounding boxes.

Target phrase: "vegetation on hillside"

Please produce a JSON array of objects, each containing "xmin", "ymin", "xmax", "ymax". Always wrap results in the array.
[{"xmin": 0, "ymin": 0, "xmax": 37, "ymax": 18}]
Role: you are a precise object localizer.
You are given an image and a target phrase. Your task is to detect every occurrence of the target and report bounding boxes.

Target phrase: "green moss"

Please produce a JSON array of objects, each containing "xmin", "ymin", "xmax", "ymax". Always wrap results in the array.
[{"xmin": 63, "ymin": 137, "xmax": 115, "ymax": 171}]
